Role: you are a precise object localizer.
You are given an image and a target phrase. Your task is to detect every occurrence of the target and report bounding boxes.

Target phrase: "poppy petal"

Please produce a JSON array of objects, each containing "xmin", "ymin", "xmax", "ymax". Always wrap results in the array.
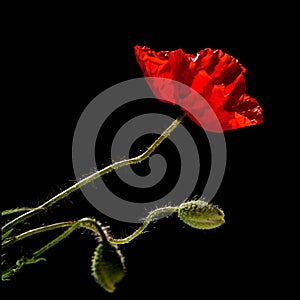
[{"xmin": 134, "ymin": 45, "xmax": 263, "ymax": 132}]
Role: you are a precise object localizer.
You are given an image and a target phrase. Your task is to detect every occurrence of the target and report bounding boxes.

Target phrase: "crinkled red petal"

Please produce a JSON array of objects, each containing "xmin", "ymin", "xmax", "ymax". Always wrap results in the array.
[{"xmin": 134, "ymin": 45, "xmax": 263, "ymax": 132}]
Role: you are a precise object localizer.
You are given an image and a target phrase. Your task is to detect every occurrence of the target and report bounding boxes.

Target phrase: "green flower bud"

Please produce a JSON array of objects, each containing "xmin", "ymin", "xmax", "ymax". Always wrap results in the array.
[
  {"xmin": 178, "ymin": 199, "xmax": 225, "ymax": 230},
  {"xmin": 91, "ymin": 241, "xmax": 126, "ymax": 293}
]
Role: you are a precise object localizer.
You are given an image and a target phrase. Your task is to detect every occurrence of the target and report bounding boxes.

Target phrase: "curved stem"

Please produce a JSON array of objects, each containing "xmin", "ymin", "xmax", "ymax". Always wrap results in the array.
[
  {"xmin": 3, "ymin": 205, "xmax": 179, "ymax": 250},
  {"xmin": 30, "ymin": 218, "xmax": 105, "ymax": 259},
  {"xmin": 109, "ymin": 206, "xmax": 178, "ymax": 245},
  {"xmin": 2, "ymin": 206, "xmax": 179, "ymax": 280},
  {"xmin": 2, "ymin": 221, "xmax": 74, "ymax": 249},
  {"xmin": 2, "ymin": 218, "xmax": 107, "ymax": 280},
  {"xmin": 2, "ymin": 113, "xmax": 186, "ymax": 234}
]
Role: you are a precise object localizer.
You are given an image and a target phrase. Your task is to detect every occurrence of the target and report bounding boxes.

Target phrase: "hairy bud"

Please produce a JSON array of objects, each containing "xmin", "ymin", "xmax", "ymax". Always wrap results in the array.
[
  {"xmin": 91, "ymin": 241, "xmax": 126, "ymax": 293},
  {"xmin": 178, "ymin": 199, "xmax": 225, "ymax": 230}
]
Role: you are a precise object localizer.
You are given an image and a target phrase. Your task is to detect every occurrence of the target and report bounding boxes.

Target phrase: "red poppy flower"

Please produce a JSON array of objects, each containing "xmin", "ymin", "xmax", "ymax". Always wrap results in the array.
[{"xmin": 134, "ymin": 45, "xmax": 263, "ymax": 132}]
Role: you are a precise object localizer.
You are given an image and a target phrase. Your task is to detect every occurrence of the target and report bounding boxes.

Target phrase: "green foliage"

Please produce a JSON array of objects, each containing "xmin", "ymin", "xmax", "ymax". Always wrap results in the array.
[{"xmin": 1, "ymin": 256, "xmax": 46, "ymax": 281}]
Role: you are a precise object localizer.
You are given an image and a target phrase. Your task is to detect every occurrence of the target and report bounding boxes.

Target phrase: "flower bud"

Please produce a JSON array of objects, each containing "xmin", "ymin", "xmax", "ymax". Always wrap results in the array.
[
  {"xmin": 91, "ymin": 241, "xmax": 126, "ymax": 293},
  {"xmin": 178, "ymin": 199, "xmax": 225, "ymax": 230}
]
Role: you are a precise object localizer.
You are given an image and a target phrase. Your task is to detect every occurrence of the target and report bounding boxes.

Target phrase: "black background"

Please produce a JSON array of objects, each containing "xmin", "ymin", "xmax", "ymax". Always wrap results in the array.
[{"xmin": 2, "ymin": 3, "xmax": 295, "ymax": 299}]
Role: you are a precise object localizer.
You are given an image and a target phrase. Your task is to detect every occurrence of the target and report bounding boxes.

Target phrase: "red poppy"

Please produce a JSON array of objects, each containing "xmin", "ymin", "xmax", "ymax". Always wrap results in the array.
[{"xmin": 134, "ymin": 45, "xmax": 263, "ymax": 132}]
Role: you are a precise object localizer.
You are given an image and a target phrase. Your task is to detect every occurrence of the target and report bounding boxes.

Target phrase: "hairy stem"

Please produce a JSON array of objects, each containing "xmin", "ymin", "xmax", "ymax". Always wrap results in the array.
[
  {"xmin": 109, "ymin": 206, "xmax": 178, "ymax": 244},
  {"xmin": 2, "ymin": 221, "xmax": 75, "ymax": 249},
  {"xmin": 30, "ymin": 218, "xmax": 105, "ymax": 259},
  {"xmin": 1, "ymin": 207, "xmax": 32, "ymax": 216},
  {"xmin": 2, "ymin": 205, "xmax": 178, "ymax": 281},
  {"xmin": 1, "ymin": 218, "xmax": 107, "ymax": 280},
  {"xmin": 3, "ymin": 205, "xmax": 179, "ymax": 251},
  {"xmin": 2, "ymin": 113, "xmax": 186, "ymax": 234}
]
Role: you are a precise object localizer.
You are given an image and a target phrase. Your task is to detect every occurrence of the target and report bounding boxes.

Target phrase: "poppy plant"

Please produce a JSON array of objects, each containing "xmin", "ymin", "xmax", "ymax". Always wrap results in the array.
[
  {"xmin": 134, "ymin": 45, "xmax": 263, "ymax": 132},
  {"xmin": 2, "ymin": 45, "xmax": 263, "ymax": 294}
]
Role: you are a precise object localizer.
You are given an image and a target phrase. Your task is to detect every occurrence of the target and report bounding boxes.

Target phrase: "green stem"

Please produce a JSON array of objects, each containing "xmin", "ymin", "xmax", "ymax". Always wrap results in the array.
[
  {"xmin": 109, "ymin": 206, "xmax": 178, "ymax": 244},
  {"xmin": 2, "ymin": 206, "xmax": 180, "ymax": 279},
  {"xmin": 2, "ymin": 113, "xmax": 186, "ymax": 234},
  {"xmin": 1, "ymin": 207, "xmax": 32, "ymax": 216},
  {"xmin": 2, "ymin": 221, "xmax": 74, "ymax": 249},
  {"xmin": 3, "ymin": 205, "xmax": 179, "ymax": 251},
  {"xmin": 1, "ymin": 218, "xmax": 107, "ymax": 280},
  {"xmin": 30, "ymin": 218, "xmax": 105, "ymax": 259}
]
